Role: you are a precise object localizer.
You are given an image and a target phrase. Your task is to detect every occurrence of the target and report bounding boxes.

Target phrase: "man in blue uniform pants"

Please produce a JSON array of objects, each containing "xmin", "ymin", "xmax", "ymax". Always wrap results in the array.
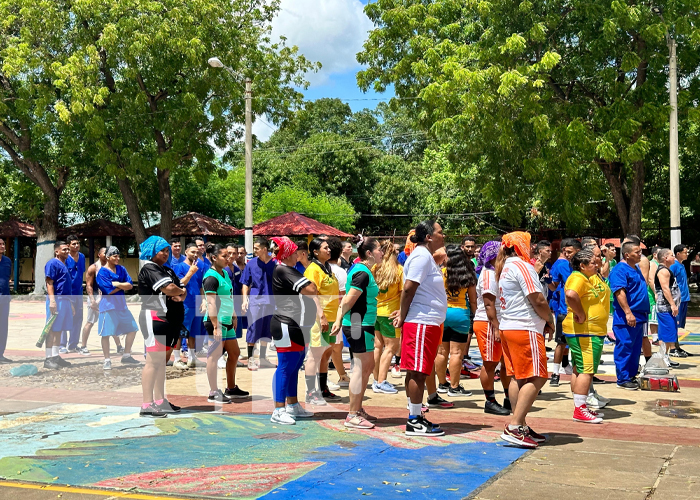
[
  {"xmin": 670, "ymin": 244, "xmax": 693, "ymax": 358},
  {"xmin": 60, "ymin": 234, "xmax": 85, "ymax": 353},
  {"xmin": 609, "ymin": 240, "xmax": 650, "ymax": 390},
  {"xmin": 45, "ymin": 241, "xmax": 74, "ymax": 369}
]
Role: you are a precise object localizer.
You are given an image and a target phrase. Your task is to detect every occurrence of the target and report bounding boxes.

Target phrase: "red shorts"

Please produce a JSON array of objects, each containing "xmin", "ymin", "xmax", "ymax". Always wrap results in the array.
[
  {"xmin": 473, "ymin": 321, "xmax": 503, "ymax": 363},
  {"xmin": 500, "ymin": 329, "xmax": 548, "ymax": 380},
  {"xmin": 400, "ymin": 322, "xmax": 442, "ymax": 375}
]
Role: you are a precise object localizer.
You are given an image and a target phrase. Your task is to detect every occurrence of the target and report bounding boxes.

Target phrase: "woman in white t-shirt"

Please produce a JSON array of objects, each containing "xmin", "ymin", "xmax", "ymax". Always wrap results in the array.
[
  {"xmin": 392, "ymin": 220, "xmax": 448, "ymax": 437},
  {"xmin": 473, "ymin": 240, "xmax": 511, "ymax": 416},
  {"xmin": 495, "ymin": 232, "xmax": 554, "ymax": 449}
]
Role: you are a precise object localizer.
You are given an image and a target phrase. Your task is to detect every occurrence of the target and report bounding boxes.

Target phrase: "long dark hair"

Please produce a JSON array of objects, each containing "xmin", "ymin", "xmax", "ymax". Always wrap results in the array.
[
  {"xmin": 309, "ymin": 237, "xmax": 332, "ymax": 275},
  {"xmin": 354, "ymin": 235, "xmax": 378, "ymax": 261},
  {"xmin": 445, "ymin": 244, "xmax": 477, "ymax": 293}
]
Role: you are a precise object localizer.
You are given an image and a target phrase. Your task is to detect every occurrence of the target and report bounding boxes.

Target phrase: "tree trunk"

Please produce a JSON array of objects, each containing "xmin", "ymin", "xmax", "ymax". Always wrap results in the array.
[
  {"xmin": 599, "ymin": 160, "xmax": 644, "ymax": 237},
  {"xmin": 157, "ymin": 167, "xmax": 173, "ymax": 240},
  {"xmin": 116, "ymin": 176, "xmax": 148, "ymax": 244},
  {"xmin": 32, "ymin": 192, "xmax": 60, "ymax": 296}
]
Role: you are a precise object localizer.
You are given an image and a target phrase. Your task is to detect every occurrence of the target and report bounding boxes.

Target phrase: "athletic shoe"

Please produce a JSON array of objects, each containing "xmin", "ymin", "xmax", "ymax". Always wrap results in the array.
[
  {"xmin": 54, "ymin": 356, "xmax": 72, "ymax": 367},
  {"xmin": 247, "ymin": 358, "xmax": 259, "ymax": 371},
  {"xmin": 587, "ymin": 407, "xmax": 604, "ymax": 417},
  {"xmin": 196, "ymin": 348, "xmax": 209, "ymax": 357},
  {"xmin": 573, "ymin": 405, "xmax": 603, "ymax": 424},
  {"xmin": 58, "ymin": 347, "xmax": 68, "ymax": 354},
  {"xmin": 652, "ymin": 339, "xmax": 660, "ymax": 346},
  {"xmin": 258, "ymin": 358, "xmax": 277, "ymax": 369},
  {"xmin": 427, "ymin": 395, "xmax": 454, "ymax": 409},
  {"xmin": 286, "ymin": 403, "xmax": 313, "ymax": 419},
  {"xmin": 678, "ymin": 347, "xmax": 693, "ymax": 357},
  {"xmin": 447, "ymin": 384, "xmax": 472, "ymax": 397},
  {"xmin": 327, "ymin": 380, "xmax": 340, "ymax": 391},
  {"xmin": 617, "ymin": 381, "xmax": 639, "ymax": 390},
  {"xmin": 586, "ymin": 394, "xmax": 606, "ymax": 409},
  {"xmin": 373, "ymin": 381, "xmax": 398, "ymax": 394},
  {"xmin": 103, "ymin": 359, "xmax": 112, "ymax": 370},
  {"xmin": 593, "ymin": 390, "xmax": 610, "ymax": 404},
  {"xmin": 525, "ymin": 427, "xmax": 547, "ymax": 444},
  {"xmin": 237, "ymin": 360, "xmax": 245, "ymax": 367},
  {"xmin": 224, "ymin": 386, "xmax": 250, "ymax": 399},
  {"xmin": 140, "ymin": 403, "xmax": 167, "ymax": 418},
  {"xmin": 43, "ymin": 357, "xmax": 60, "ymax": 370},
  {"xmin": 271, "ymin": 408, "xmax": 296, "ymax": 425},
  {"xmin": 207, "ymin": 389, "xmax": 232, "ymax": 404},
  {"xmin": 344, "ymin": 414, "xmax": 375, "ymax": 429},
  {"xmin": 358, "ymin": 408, "xmax": 378, "ymax": 422},
  {"xmin": 338, "ymin": 375, "xmax": 351, "ymax": 387},
  {"xmin": 494, "ymin": 370, "xmax": 501, "ymax": 382},
  {"xmin": 187, "ymin": 358, "xmax": 204, "ymax": 368},
  {"xmin": 239, "ymin": 352, "xmax": 248, "ymax": 360},
  {"xmin": 305, "ymin": 391, "xmax": 327, "ymax": 406},
  {"xmin": 391, "ymin": 365, "xmax": 402, "ymax": 378},
  {"xmin": 669, "ymin": 348, "xmax": 688, "ymax": 358},
  {"xmin": 500, "ymin": 426, "xmax": 538, "ymax": 448},
  {"xmin": 549, "ymin": 373, "xmax": 560, "ymax": 387},
  {"xmin": 485, "ymin": 400, "xmax": 510, "ymax": 415},
  {"xmin": 592, "ymin": 376, "xmax": 607, "ymax": 384},
  {"xmin": 560, "ymin": 364, "xmax": 573, "ymax": 375},
  {"xmin": 322, "ymin": 389, "xmax": 341, "ymax": 401},
  {"xmin": 157, "ymin": 399, "xmax": 181, "ymax": 413},
  {"xmin": 121, "ymin": 355, "xmax": 140, "ymax": 365},
  {"xmin": 463, "ymin": 359, "xmax": 480, "ymax": 371},
  {"xmin": 78, "ymin": 347, "xmax": 90, "ymax": 356},
  {"xmin": 0, "ymin": 355, "xmax": 13, "ymax": 364},
  {"xmin": 406, "ymin": 415, "xmax": 444, "ymax": 436},
  {"xmin": 166, "ymin": 359, "xmax": 174, "ymax": 366},
  {"xmin": 664, "ymin": 357, "xmax": 680, "ymax": 368},
  {"xmin": 217, "ymin": 356, "xmax": 227, "ymax": 369},
  {"xmin": 174, "ymin": 360, "xmax": 188, "ymax": 370},
  {"xmin": 503, "ymin": 398, "xmax": 512, "ymax": 412},
  {"xmin": 437, "ymin": 382, "xmax": 450, "ymax": 394},
  {"xmin": 117, "ymin": 346, "xmax": 125, "ymax": 355}
]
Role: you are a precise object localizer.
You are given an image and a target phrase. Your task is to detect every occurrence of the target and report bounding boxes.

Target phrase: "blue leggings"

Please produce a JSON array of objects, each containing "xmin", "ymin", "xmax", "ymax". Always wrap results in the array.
[{"xmin": 272, "ymin": 349, "xmax": 306, "ymax": 404}]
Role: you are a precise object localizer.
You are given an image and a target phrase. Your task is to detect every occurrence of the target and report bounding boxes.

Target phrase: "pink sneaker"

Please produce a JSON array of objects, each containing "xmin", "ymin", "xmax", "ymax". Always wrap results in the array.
[{"xmin": 344, "ymin": 414, "xmax": 375, "ymax": 429}]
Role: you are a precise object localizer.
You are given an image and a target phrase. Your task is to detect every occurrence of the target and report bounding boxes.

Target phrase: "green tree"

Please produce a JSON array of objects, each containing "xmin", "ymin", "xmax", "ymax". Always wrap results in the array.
[{"xmin": 358, "ymin": 0, "xmax": 700, "ymax": 235}]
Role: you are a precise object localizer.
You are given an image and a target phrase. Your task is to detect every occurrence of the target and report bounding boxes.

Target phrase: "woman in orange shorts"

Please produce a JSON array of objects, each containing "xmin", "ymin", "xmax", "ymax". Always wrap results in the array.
[
  {"xmin": 473, "ymin": 240, "xmax": 511, "ymax": 415},
  {"xmin": 495, "ymin": 232, "xmax": 555, "ymax": 449}
]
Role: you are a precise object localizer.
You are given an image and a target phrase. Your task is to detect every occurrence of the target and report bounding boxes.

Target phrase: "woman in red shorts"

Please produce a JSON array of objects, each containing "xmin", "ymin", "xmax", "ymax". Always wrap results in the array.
[{"xmin": 495, "ymin": 232, "xmax": 555, "ymax": 448}]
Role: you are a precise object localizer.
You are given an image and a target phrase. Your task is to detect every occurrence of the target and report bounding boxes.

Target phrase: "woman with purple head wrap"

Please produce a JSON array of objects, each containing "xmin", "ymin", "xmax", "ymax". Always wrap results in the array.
[{"xmin": 476, "ymin": 240, "xmax": 501, "ymax": 275}]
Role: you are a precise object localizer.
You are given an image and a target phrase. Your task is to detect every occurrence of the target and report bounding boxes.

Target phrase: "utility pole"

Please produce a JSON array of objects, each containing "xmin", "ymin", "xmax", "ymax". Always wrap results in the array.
[
  {"xmin": 669, "ymin": 38, "xmax": 681, "ymax": 249},
  {"xmin": 244, "ymin": 77, "xmax": 254, "ymax": 260}
]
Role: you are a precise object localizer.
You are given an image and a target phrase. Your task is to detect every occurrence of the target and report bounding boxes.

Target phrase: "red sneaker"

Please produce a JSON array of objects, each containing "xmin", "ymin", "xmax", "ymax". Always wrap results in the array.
[
  {"xmin": 500, "ymin": 425, "xmax": 538, "ymax": 448},
  {"xmin": 573, "ymin": 405, "xmax": 603, "ymax": 424},
  {"xmin": 524, "ymin": 426, "xmax": 547, "ymax": 443}
]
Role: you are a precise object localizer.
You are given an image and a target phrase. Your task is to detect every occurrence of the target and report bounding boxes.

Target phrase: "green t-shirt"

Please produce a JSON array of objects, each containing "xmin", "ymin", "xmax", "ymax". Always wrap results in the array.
[
  {"xmin": 342, "ymin": 263, "xmax": 379, "ymax": 327},
  {"xmin": 202, "ymin": 268, "xmax": 234, "ymax": 324}
]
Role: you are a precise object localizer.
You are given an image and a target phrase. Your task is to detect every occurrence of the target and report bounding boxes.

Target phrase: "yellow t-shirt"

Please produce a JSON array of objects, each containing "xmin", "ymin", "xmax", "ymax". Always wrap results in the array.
[
  {"xmin": 304, "ymin": 262, "xmax": 339, "ymax": 322},
  {"xmin": 373, "ymin": 264, "xmax": 403, "ymax": 317},
  {"xmin": 563, "ymin": 272, "xmax": 610, "ymax": 336},
  {"xmin": 443, "ymin": 268, "xmax": 468, "ymax": 309}
]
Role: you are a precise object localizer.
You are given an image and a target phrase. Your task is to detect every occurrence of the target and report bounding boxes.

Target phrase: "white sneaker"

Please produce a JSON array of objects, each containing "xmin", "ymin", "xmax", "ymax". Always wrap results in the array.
[
  {"xmin": 593, "ymin": 390, "xmax": 610, "ymax": 404},
  {"xmin": 217, "ymin": 356, "xmax": 227, "ymax": 369},
  {"xmin": 586, "ymin": 394, "xmax": 606, "ymax": 409},
  {"xmin": 286, "ymin": 403, "xmax": 314, "ymax": 419},
  {"xmin": 327, "ymin": 380, "xmax": 340, "ymax": 391},
  {"xmin": 271, "ymin": 408, "xmax": 296, "ymax": 425},
  {"xmin": 174, "ymin": 360, "xmax": 188, "ymax": 370},
  {"xmin": 103, "ymin": 359, "xmax": 112, "ymax": 370},
  {"xmin": 560, "ymin": 365, "xmax": 573, "ymax": 375},
  {"xmin": 258, "ymin": 358, "xmax": 277, "ymax": 369},
  {"xmin": 391, "ymin": 365, "xmax": 402, "ymax": 379},
  {"xmin": 247, "ymin": 358, "xmax": 259, "ymax": 371}
]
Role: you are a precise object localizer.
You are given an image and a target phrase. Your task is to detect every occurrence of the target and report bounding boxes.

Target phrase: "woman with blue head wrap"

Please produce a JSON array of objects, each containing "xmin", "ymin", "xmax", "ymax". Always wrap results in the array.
[{"xmin": 137, "ymin": 235, "xmax": 187, "ymax": 418}]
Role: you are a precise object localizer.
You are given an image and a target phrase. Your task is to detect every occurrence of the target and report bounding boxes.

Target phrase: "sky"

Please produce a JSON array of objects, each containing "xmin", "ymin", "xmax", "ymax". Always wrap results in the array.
[{"xmin": 253, "ymin": 0, "xmax": 392, "ymax": 141}]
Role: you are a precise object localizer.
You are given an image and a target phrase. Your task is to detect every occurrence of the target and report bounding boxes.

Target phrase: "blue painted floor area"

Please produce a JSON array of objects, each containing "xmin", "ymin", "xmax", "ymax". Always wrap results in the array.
[{"xmin": 0, "ymin": 405, "xmax": 525, "ymax": 499}]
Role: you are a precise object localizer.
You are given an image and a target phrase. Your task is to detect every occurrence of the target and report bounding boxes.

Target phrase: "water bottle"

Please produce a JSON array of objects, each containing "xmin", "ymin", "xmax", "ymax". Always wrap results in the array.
[{"xmin": 10, "ymin": 364, "xmax": 39, "ymax": 377}]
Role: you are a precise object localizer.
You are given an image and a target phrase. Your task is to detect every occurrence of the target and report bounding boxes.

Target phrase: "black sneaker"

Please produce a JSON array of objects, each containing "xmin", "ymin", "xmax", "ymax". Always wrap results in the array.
[
  {"xmin": 405, "ymin": 415, "xmax": 445, "ymax": 437},
  {"xmin": 43, "ymin": 358, "xmax": 60, "ymax": 370},
  {"xmin": 120, "ymin": 355, "xmax": 141, "ymax": 365},
  {"xmin": 224, "ymin": 386, "xmax": 250, "ymax": 399},
  {"xmin": 485, "ymin": 399, "xmax": 510, "ymax": 415},
  {"xmin": 669, "ymin": 348, "xmax": 688, "ymax": 358},
  {"xmin": 549, "ymin": 373, "xmax": 560, "ymax": 387},
  {"xmin": 503, "ymin": 398, "xmax": 512, "ymax": 411},
  {"xmin": 157, "ymin": 399, "xmax": 181, "ymax": 413},
  {"xmin": 617, "ymin": 381, "xmax": 639, "ymax": 390},
  {"xmin": 322, "ymin": 389, "xmax": 341, "ymax": 401},
  {"xmin": 592, "ymin": 376, "xmax": 607, "ymax": 384},
  {"xmin": 117, "ymin": 346, "xmax": 125, "ymax": 355},
  {"xmin": 140, "ymin": 403, "xmax": 168, "ymax": 418},
  {"xmin": 0, "ymin": 355, "xmax": 13, "ymax": 364},
  {"xmin": 54, "ymin": 356, "xmax": 72, "ymax": 367},
  {"xmin": 427, "ymin": 394, "xmax": 454, "ymax": 408},
  {"xmin": 437, "ymin": 383, "xmax": 450, "ymax": 394},
  {"xmin": 678, "ymin": 348, "xmax": 693, "ymax": 357},
  {"xmin": 669, "ymin": 359, "xmax": 681, "ymax": 368},
  {"xmin": 447, "ymin": 384, "xmax": 472, "ymax": 397},
  {"xmin": 207, "ymin": 389, "xmax": 232, "ymax": 404}
]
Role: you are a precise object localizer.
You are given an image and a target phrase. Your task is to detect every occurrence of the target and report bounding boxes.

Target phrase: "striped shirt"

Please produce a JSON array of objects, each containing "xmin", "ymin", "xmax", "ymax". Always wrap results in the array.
[{"xmin": 499, "ymin": 257, "xmax": 546, "ymax": 333}]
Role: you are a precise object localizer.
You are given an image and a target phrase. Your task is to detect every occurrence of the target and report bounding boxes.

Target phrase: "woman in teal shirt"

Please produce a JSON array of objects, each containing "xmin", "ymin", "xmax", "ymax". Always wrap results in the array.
[{"xmin": 331, "ymin": 236, "xmax": 382, "ymax": 430}]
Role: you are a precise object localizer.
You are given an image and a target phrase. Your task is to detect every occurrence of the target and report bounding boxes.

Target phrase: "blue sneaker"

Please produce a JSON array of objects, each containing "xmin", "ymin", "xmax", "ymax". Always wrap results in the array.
[{"xmin": 373, "ymin": 380, "xmax": 398, "ymax": 394}]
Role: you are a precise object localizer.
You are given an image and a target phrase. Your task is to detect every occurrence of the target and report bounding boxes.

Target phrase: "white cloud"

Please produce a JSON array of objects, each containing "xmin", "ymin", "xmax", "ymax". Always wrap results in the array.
[
  {"xmin": 252, "ymin": 116, "xmax": 276, "ymax": 142},
  {"xmin": 272, "ymin": 0, "xmax": 374, "ymax": 86}
]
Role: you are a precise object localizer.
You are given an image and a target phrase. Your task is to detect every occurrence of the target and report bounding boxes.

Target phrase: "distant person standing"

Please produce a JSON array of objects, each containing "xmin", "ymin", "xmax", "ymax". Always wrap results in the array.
[
  {"xmin": 60, "ymin": 234, "xmax": 85, "ymax": 353},
  {"xmin": 167, "ymin": 238, "xmax": 185, "ymax": 269},
  {"xmin": 295, "ymin": 241, "xmax": 310, "ymax": 274},
  {"xmin": 0, "ymin": 238, "xmax": 11, "ymax": 364},
  {"xmin": 461, "ymin": 236, "xmax": 477, "ymax": 267},
  {"xmin": 690, "ymin": 253, "xmax": 700, "ymax": 288},
  {"xmin": 174, "ymin": 243, "xmax": 205, "ymax": 368},
  {"xmin": 670, "ymin": 244, "xmax": 692, "ymax": 358},
  {"xmin": 44, "ymin": 241, "xmax": 74, "ymax": 370},
  {"xmin": 339, "ymin": 241, "xmax": 353, "ymax": 270}
]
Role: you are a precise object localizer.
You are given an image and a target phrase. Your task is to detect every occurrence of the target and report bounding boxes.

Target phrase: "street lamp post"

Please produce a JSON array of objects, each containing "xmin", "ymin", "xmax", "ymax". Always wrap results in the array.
[
  {"xmin": 653, "ymin": 8, "xmax": 681, "ymax": 248},
  {"xmin": 208, "ymin": 57, "xmax": 254, "ymax": 260}
]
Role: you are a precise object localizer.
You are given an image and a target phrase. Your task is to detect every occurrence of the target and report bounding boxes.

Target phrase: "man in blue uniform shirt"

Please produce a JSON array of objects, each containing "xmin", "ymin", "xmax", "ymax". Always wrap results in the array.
[
  {"xmin": 670, "ymin": 244, "xmax": 693, "ymax": 358},
  {"xmin": 45, "ymin": 241, "xmax": 74, "ymax": 370},
  {"xmin": 61, "ymin": 234, "xmax": 85, "ymax": 353}
]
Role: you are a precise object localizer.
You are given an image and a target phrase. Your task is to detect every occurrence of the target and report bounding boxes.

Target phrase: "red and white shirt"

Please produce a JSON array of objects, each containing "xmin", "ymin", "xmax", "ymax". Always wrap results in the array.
[
  {"xmin": 474, "ymin": 268, "xmax": 500, "ymax": 322},
  {"xmin": 498, "ymin": 257, "xmax": 546, "ymax": 333}
]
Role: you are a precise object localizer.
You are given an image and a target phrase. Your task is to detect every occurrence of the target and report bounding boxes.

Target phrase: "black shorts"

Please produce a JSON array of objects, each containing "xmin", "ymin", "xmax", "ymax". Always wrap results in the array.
[
  {"xmin": 271, "ymin": 316, "xmax": 309, "ymax": 350},
  {"xmin": 139, "ymin": 309, "xmax": 179, "ymax": 353},
  {"xmin": 342, "ymin": 325, "xmax": 375, "ymax": 354},
  {"xmin": 555, "ymin": 313, "xmax": 567, "ymax": 344},
  {"xmin": 442, "ymin": 326, "xmax": 469, "ymax": 344}
]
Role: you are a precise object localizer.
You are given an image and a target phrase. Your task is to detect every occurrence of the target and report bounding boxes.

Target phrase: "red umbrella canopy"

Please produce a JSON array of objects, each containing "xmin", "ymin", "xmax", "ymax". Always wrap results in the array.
[
  {"xmin": 148, "ymin": 212, "xmax": 241, "ymax": 237},
  {"xmin": 253, "ymin": 212, "xmax": 352, "ymax": 238}
]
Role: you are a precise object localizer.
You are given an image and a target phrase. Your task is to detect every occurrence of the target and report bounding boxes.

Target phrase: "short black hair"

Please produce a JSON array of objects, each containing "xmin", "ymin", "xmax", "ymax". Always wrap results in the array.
[
  {"xmin": 185, "ymin": 242, "xmax": 198, "ymax": 250},
  {"xmin": 536, "ymin": 240, "xmax": 551, "ymax": 252},
  {"xmin": 624, "ymin": 234, "xmax": 641, "ymax": 245},
  {"xmin": 226, "ymin": 242, "xmax": 238, "ymax": 248},
  {"xmin": 581, "ymin": 236, "xmax": 597, "ymax": 246},
  {"xmin": 674, "ymin": 244, "xmax": 688, "ymax": 255},
  {"xmin": 295, "ymin": 241, "xmax": 308, "ymax": 252},
  {"xmin": 254, "ymin": 237, "xmax": 269, "ymax": 249},
  {"xmin": 327, "ymin": 237, "xmax": 343, "ymax": 261},
  {"xmin": 193, "ymin": 236, "xmax": 205, "ymax": 244},
  {"xmin": 411, "ymin": 221, "xmax": 436, "ymax": 244},
  {"xmin": 54, "ymin": 241, "xmax": 67, "ymax": 250},
  {"xmin": 170, "ymin": 237, "xmax": 180, "ymax": 245},
  {"xmin": 462, "ymin": 236, "xmax": 476, "ymax": 245},
  {"xmin": 621, "ymin": 241, "xmax": 639, "ymax": 257},
  {"xmin": 66, "ymin": 234, "xmax": 79, "ymax": 244},
  {"xmin": 561, "ymin": 238, "xmax": 582, "ymax": 251}
]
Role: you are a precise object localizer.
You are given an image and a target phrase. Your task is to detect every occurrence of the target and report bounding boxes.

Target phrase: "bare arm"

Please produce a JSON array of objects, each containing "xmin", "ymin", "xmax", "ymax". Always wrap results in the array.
[
  {"xmin": 527, "ymin": 292, "xmax": 555, "ymax": 340},
  {"xmin": 658, "ymin": 269, "xmax": 679, "ymax": 316},
  {"xmin": 565, "ymin": 290, "xmax": 586, "ymax": 323},
  {"xmin": 467, "ymin": 285, "xmax": 477, "ymax": 318},
  {"xmin": 614, "ymin": 289, "xmax": 636, "ymax": 327},
  {"xmin": 647, "ymin": 261, "xmax": 658, "ymax": 290},
  {"xmin": 46, "ymin": 277, "xmax": 57, "ymax": 314},
  {"xmin": 331, "ymin": 287, "xmax": 361, "ymax": 335},
  {"xmin": 638, "ymin": 257, "xmax": 650, "ymax": 282},
  {"xmin": 392, "ymin": 279, "xmax": 419, "ymax": 328},
  {"xmin": 482, "ymin": 293, "xmax": 500, "ymax": 341},
  {"xmin": 85, "ymin": 266, "xmax": 96, "ymax": 298},
  {"xmin": 241, "ymin": 284, "xmax": 250, "ymax": 313},
  {"xmin": 548, "ymin": 281, "xmax": 558, "ymax": 292}
]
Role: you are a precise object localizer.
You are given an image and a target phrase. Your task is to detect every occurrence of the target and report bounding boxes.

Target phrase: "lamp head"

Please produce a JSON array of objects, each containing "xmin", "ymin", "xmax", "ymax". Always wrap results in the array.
[{"xmin": 208, "ymin": 57, "xmax": 224, "ymax": 68}]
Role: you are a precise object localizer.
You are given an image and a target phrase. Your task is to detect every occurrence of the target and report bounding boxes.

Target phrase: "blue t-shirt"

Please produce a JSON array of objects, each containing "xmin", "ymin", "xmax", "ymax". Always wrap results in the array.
[
  {"xmin": 165, "ymin": 254, "xmax": 185, "ymax": 270},
  {"xmin": 66, "ymin": 252, "xmax": 86, "ymax": 296},
  {"xmin": 609, "ymin": 261, "xmax": 650, "ymax": 326},
  {"xmin": 550, "ymin": 259, "xmax": 572, "ymax": 316},
  {"xmin": 294, "ymin": 262, "xmax": 306, "ymax": 274},
  {"xmin": 45, "ymin": 258, "xmax": 72, "ymax": 296},
  {"xmin": 0, "ymin": 255, "xmax": 11, "ymax": 295},
  {"xmin": 199, "ymin": 256, "xmax": 211, "ymax": 274},
  {"xmin": 670, "ymin": 260, "xmax": 690, "ymax": 303},
  {"xmin": 96, "ymin": 265, "xmax": 132, "ymax": 312},
  {"xmin": 175, "ymin": 260, "xmax": 204, "ymax": 309},
  {"xmin": 240, "ymin": 257, "xmax": 276, "ymax": 302},
  {"xmin": 397, "ymin": 251, "xmax": 407, "ymax": 265}
]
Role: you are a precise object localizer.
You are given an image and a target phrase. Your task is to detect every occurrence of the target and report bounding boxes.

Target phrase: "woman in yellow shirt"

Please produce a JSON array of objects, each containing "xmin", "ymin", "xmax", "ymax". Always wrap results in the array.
[
  {"xmin": 564, "ymin": 247, "xmax": 610, "ymax": 424},
  {"xmin": 303, "ymin": 238, "xmax": 341, "ymax": 405},
  {"xmin": 371, "ymin": 240, "xmax": 403, "ymax": 394}
]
